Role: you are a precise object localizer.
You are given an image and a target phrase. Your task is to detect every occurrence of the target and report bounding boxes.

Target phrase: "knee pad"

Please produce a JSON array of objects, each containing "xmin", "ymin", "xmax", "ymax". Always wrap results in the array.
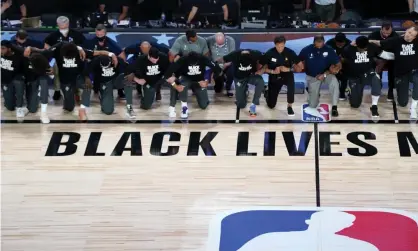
[
  {"xmin": 199, "ymin": 102, "xmax": 209, "ymax": 110},
  {"xmin": 102, "ymin": 109, "xmax": 114, "ymax": 115},
  {"xmin": 350, "ymin": 103, "xmax": 361, "ymax": 108},
  {"xmin": 397, "ymin": 100, "xmax": 408, "ymax": 107},
  {"xmin": 267, "ymin": 103, "xmax": 276, "ymax": 109},
  {"xmin": 140, "ymin": 104, "xmax": 152, "ymax": 110}
]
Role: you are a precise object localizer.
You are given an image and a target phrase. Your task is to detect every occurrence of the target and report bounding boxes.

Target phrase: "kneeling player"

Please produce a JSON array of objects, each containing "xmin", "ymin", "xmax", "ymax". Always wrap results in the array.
[
  {"xmin": 128, "ymin": 47, "xmax": 169, "ymax": 111},
  {"xmin": 164, "ymin": 52, "xmax": 221, "ymax": 119},
  {"xmin": 1, "ymin": 40, "xmax": 28, "ymax": 118},
  {"xmin": 342, "ymin": 36, "xmax": 382, "ymax": 117},
  {"xmin": 82, "ymin": 55, "xmax": 134, "ymax": 120},
  {"xmin": 223, "ymin": 49, "xmax": 265, "ymax": 117}
]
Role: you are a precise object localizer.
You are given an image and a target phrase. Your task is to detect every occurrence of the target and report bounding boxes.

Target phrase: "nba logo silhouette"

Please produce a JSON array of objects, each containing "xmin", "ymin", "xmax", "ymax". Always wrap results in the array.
[
  {"xmin": 207, "ymin": 207, "xmax": 418, "ymax": 251},
  {"xmin": 302, "ymin": 104, "xmax": 331, "ymax": 122}
]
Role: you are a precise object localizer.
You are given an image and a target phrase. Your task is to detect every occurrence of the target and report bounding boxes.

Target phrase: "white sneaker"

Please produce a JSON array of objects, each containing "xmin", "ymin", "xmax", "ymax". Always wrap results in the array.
[
  {"xmin": 16, "ymin": 107, "xmax": 28, "ymax": 118},
  {"xmin": 168, "ymin": 106, "xmax": 176, "ymax": 118},
  {"xmin": 41, "ymin": 112, "xmax": 50, "ymax": 124},
  {"xmin": 410, "ymin": 108, "xmax": 417, "ymax": 120},
  {"xmin": 181, "ymin": 106, "xmax": 189, "ymax": 119}
]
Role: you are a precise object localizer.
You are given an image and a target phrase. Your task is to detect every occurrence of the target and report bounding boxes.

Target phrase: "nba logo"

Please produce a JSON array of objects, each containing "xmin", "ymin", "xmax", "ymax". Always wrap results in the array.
[
  {"xmin": 302, "ymin": 104, "xmax": 331, "ymax": 122},
  {"xmin": 207, "ymin": 207, "xmax": 418, "ymax": 251}
]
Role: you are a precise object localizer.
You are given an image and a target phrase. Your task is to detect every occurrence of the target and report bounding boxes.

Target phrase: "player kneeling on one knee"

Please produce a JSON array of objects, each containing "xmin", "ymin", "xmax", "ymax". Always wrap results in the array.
[
  {"xmin": 128, "ymin": 47, "xmax": 170, "ymax": 111},
  {"xmin": 369, "ymin": 26, "xmax": 418, "ymax": 119},
  {"xmin": 223, "ymin": 49, "xmax": 265, "ymax": 117},
  {"xmin": 1, "ymin": 40, "xmax": 30, "ymax": 119},
  {"xmin": 83, "ymin": 55, "xmax": 134, "ymax": 120},
  {"xmin": 342, "ymin": 36, "xmax": 383, "ymax": 118},
  {"xmin": 299, "ymin": 35, "xmax": 342, "ymax": 117},
  {"xmin": 164, "ymin": 51, "xmax": 221, "ymax": 119}
]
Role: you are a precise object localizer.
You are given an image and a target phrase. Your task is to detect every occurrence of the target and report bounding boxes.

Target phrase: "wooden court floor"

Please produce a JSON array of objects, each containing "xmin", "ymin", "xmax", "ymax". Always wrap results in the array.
[{"xmin": 1, "ymin": 89, "xmax": 418, "ymax": 251}]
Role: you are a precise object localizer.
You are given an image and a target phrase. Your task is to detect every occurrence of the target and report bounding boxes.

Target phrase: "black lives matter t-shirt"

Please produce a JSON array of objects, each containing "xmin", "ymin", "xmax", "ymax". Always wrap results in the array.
[
  {"xmin": 380, "ymin": 36, "xmax": 418, "ymax": 77},
  {"xmin": 260, "ymin": 47, "xmax": 301, "ymax": 77},
  {"xmin": 44, "ymin": 29, "xmax": 85, "ymax": 47},
  {"xmin": 341, "ymin": 44, "xmax": 383, "ymax": 78},
  {"xmin": 164, "ymin": 54, "xmax": 221, "ymax": 82},
  {"xmin": 1, "ymin": 53, "xmax": 26, "ymax": 83},
  {"xmin": 130, "ymin": 53, "xmax": 170, "ymax": 85},
  {"xmin": 84, "ymin": 57, "xmax": 125, "ymax": 84},
  {"xmin": 223, "ymin": 49, "xmax": 262, "ymax": 79}
]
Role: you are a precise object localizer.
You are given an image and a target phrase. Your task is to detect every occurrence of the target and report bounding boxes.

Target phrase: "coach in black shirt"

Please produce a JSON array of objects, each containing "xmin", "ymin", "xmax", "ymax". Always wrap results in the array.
[
  {"xmin": 368, "ymin": 21, "xmax": 398, "ymax": 101},
  {"xmin": 260, "ymin": 36, "xmax": 303, "ymax": 116}
]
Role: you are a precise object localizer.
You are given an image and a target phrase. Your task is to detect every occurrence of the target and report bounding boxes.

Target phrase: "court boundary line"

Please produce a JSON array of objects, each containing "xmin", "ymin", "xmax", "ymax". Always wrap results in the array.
[
  {"xmin": 314, "ymin": 123, "xmax": 321, "ymax": 207},
  {"xmin": 1, "ymin": 119, "xmax": 415, "ymax": 124}
]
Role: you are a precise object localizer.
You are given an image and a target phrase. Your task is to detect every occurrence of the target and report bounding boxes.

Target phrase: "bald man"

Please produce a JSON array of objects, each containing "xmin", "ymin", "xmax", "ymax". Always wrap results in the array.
[
  {"xmin": 121, "ymin": 41, "xmax": 170, "ymax": 100},
  {"xmin": 206, "ymin": 32, "xmax": 236, "ymax": 97}
]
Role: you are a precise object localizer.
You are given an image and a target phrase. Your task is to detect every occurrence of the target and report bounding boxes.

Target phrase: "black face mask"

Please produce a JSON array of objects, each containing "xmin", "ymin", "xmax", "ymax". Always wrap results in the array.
[{"xmin": 97, "ymin": 37, "xmax": 106, "ymax": 42}]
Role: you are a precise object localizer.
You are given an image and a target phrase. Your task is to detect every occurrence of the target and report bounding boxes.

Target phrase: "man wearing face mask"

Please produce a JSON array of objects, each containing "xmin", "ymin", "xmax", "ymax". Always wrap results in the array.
[
  {"xmin": 164, "ymin": 51, "xmax": 221, "ymax": 119},
  {"xmin": 127, "ymin": 47, "xmax": 170, "ymax": 112},
  {"xmin": 368, "ymin": 21, "xmax": 399, "ymax": 102},
  {"xmin": 120, "ymin": 41, "xmax": 170, "ymax": 99},
  {"xmin": 326, "ymin": 32, "xmax": 351, "ymax": 100},
  {"xmin": 44, "ymin": 16, "xmax": 85, "ymax": 101},
  {"xmin": 222, "ymin": 49, "xmax": 265, "ymax": 117},
  {"xmin": 206, "ymin": 32, "xmax": 236, "ymax": 97},
  {"xmin": 82, "ymin": 55, "xmax": 134, "ymax": 120},
  {"xmin": 86, "ymin": 24, "xmax": 125, "ymax": 99}
]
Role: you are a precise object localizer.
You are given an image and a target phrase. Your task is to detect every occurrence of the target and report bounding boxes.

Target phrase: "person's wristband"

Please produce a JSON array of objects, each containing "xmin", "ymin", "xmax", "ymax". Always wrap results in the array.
[
  {"xmin": 77, "ymin": 46, "xmax": 83, "ymax": 51},
  {"xmin": 324, "ymin": 73, "xmax": 327, "ymax": 78},
  {"xmin": 171, "ymin": 82, "xmax": 176, "ymax": 87},
  {"xmin": 108, "ymin": 52, "xmax": 115, "ymax": 57}
]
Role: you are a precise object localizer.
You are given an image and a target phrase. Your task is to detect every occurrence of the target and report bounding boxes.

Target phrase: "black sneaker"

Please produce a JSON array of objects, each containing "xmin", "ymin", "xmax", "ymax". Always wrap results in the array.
[
  {"xmin": 156, "ymin": 91, "xmax": 162, "ymax": 101},
  {"xmin": 332, "ymin": 106, "xmax": 339, "ymax": 117},
  {"xmin": 53, "ymin": 90, "xmax": 61, "ymax": 101},
  {"xmin": 370, "ymin": 105, "xmax": 379, "ymax": 118},
  {"xmin": 287, "ymin": 106, "xmax": 295, "ymax": 116},
  {"xmin": 387, "ymin": 89, "xmax": 394, "ymax": 102},
  {"xmin": 118, "ymin": 89, "xmax": 126, "ymax": 100},
  {"xmin": 226, "ymin": 91, "xmax": 233, "ymax": 98}
]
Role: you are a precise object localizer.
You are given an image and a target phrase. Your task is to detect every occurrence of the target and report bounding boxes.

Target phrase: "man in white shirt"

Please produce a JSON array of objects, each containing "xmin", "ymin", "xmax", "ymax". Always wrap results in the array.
[{"xmin": 306, "ymin": 0, "xmax": 344, "ymax": 21}]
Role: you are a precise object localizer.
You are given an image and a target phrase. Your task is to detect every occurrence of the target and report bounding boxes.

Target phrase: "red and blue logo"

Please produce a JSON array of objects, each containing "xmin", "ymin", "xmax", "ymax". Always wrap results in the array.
[
  {"xmin": 302, "ymin": 104, "xmax": 331, "ymax": 122},
  {"xmin": 207, "ymin": 207, "xmax": 418, "ymax": 251}
]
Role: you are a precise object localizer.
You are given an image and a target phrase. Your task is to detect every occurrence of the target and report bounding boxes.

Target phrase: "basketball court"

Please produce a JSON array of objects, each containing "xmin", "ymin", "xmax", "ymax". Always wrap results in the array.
[{"xmin": 1, "ymin": 88, "xmax": 418, "ymax": 251}]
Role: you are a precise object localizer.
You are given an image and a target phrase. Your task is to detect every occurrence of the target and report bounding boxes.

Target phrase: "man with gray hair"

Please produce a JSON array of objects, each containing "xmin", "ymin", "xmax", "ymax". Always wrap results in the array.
[
  {"xmin": 206, "ymin": 32, "xmax": 236, "ymax": 97},
  {"xmin": 44, "ymin": 16, "xmax": 85, "ymax": 101}
]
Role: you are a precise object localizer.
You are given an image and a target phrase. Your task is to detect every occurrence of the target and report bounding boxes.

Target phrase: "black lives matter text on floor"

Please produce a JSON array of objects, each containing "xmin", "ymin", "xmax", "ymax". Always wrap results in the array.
[{"xmin": 44, "ymin": 131, "xmax": 418, "ymax": 157}]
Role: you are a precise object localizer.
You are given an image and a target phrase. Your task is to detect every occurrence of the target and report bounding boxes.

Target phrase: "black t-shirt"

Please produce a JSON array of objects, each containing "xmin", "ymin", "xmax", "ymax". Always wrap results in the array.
[
  {"xmin": 43, "ymin": 43, "xmax": 94, "ymax": 83},
  {"xmin": 341, "ymin": 44, "xmax": 382, "ymax": 78},
  {"xmin": 260, "ymin": 47, "xmax": 301, "ymax": 77},
  {"xmin": 325, "ymin": 38, "xmax": 352, "ymax": 57},
  {"xmin": 124, "ymin": 42, "xmax": 170, "ymax": 62},
  {"xmin": 164, "ymin": 54, "xmax": 221, "ymax": 82},
  {"xmin": 84, "ymin": 56, "xmax": 124, "ymax": 84},
  {"xmin": 1, "ymin": 52, "xmax": 26, "ymax": 83},
  {"xmin": 129, "ymin": 52, "xmax": 170, "ymax": 84},
  {"xmin": 223, "ymin": 49, "xmax": 262, "ymax": 79},
  {"xmin": 44, "ymin": 30, "xmax": 85, "ymax": 47},
  {"xmin": 368, "ymin": 30, "xmax": 399, "ymax": 41},
  {"xmin": 380, "ymin": 36, "xmax": 418, "ymax": 77},
  {"xmin": 11, "ymin": 39, "xmax": 44, "ymax": 82}
]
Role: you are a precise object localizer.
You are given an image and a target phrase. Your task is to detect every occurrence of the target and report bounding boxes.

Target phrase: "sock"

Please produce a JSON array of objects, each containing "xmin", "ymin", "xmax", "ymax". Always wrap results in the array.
[
  {"xmin": 372, "ymin": 95, "xmax": 379, "ymax": 106},
  {"xmin": 80, "ymin": 104, "xmax": 86, "ymax": 109},
  {"xmin": 41, "ymin": 103, "xmax": 48, "ymax": 113},
  {"xmin": 181, "ymin": 101, "xmax": 188, "ymax": 107},
  {"xmin": 411, "ymin": 99, "xmax": 418, "ymax": 109}
]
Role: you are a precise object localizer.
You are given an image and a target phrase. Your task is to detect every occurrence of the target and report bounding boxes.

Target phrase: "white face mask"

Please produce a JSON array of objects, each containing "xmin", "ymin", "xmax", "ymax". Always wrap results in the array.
[{"xmin": 59, "ymin": 28, "xmax": 69, "ymax": 36}]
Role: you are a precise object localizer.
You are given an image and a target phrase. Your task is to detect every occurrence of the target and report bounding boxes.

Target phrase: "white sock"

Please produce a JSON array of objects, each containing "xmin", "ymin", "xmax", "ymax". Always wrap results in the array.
[
  {"xmin": 181, "ymin": 102, "xmax": 188, "ymax": 107},
  {"xmin": 80, "ymin": 104, "xmax": 86, "ymax": 109},
  {"xmin": 41, "ymin": 103, "xmax": 48, "ymax": 113},
  {"xmin": 372, "ymin": 95, "xmax": 379, "ymax": 106},
  {"xmin": 411, "ymin": 99, "xmax": 418, "ymax": 109}
]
